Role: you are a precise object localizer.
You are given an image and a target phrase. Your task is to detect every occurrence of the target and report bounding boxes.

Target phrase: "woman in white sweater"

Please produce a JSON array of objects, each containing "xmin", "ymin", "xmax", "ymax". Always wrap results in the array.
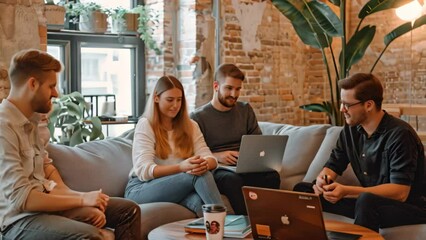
[{"xmin": 125, "ymin": 75, "xmax": 223, "ymax": 216}]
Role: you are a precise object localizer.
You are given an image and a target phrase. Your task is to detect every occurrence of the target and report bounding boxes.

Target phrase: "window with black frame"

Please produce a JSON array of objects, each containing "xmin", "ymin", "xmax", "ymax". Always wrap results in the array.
[{"xmin": 47, "ymin": 0, "xmax": 145, "ymax": 137}]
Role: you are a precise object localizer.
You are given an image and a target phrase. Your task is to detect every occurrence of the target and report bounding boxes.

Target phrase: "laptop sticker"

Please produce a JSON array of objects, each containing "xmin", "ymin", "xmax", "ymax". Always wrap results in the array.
[
  {"xmin": 248, "ymin": 191, "xmax": 258, "ymax": 200},
  {"xmin": 256, "ymin": 224, "xmax": 271, "ymax": 238}
]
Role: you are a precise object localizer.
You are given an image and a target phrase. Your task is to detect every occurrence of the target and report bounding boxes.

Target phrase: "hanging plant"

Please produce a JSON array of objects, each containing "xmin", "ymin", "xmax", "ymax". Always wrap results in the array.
[{"xmin": 131, "ymin": 5, "xmax": 162, "ymax": 55}]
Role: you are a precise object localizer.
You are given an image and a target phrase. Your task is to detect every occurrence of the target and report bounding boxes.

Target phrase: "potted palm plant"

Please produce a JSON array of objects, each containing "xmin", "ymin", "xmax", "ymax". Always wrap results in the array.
[
  {"xmin": 271, "ymin": 0, "xmax": 426, "ymax": 125},
  {"xmin": 48, "ymin": 91, "xmax": 104, "ymax": 146},
  {"xmin": 63, "ymin": 1, "xmax": 107, "ymax": 33}
]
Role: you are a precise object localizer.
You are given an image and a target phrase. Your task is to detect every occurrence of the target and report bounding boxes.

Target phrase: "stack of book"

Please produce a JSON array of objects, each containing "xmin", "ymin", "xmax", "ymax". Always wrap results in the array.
[{"xmin": 184, "ymin": 215, "xmax": 251, "ymax": 238}]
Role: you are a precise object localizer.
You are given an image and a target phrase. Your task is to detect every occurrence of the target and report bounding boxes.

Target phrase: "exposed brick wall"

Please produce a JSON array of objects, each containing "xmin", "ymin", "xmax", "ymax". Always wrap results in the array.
[
  {"xmin": 142, "ymin": 0, "xmax": 426, "ymax": 130},
  {"xmin": 218, "ymin": 0, "xmax": 426, "ymax": 128},
  {"xmin": 0, "ymin": 0, "xmax": 45, "ymax": 102},
  {"xmin": 220, "ymin": 0, "xmax": 309, "ymax": 125},
  {"xmin": 348, "ymin": 0, "xmax": 426, "ymax": 131}
]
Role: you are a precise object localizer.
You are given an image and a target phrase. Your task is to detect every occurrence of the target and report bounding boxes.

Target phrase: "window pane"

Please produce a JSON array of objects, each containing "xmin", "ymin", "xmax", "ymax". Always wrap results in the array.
[
  {"xmin": 80, "ymin": 47, "xmax": 133, "ymax": 117},
  {"xmin": 47, "ymin": 45, "xmax": 65, "ymax": 94}
]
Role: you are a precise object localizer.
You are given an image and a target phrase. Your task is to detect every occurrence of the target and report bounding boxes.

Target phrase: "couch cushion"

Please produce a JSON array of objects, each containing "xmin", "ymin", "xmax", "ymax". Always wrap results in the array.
[
  {"xmin": 258, "ymin": 122, "xmax": 286, "ymax": 135},
  {"xmin": 304, "ymin": 126, "xmax": 360, "ymax": 186},
  {"xmin": 260, "ymin": 122, "xmax": 331, "ymax": 190},
  {"xmin": 304, "ymin": 126, "xmax": 342, "ymax": 182},
  {"xmin": 46, "ymin": 137, "xmax": 133, "ymax": 197}
]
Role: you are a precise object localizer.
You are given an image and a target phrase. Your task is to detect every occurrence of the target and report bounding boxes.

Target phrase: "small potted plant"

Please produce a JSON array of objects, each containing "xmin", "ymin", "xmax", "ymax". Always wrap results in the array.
[
  {"xmin": 131, "ymin": 5, "xmax": 162, "ymax": 55},
  {"xmin": 63, "ymin": 1, "xmax": 107, "ymax": 33},
  {"xmin": 44, "ymin": 0, "xmax": 66, "ymax": 30},
  {"xmin": 105, "ymin": 7, "xmax": 138, "ymax": 34},
  {"xmin": 48, "ymin": 91, "xmax": 104, "ymax": 146}
]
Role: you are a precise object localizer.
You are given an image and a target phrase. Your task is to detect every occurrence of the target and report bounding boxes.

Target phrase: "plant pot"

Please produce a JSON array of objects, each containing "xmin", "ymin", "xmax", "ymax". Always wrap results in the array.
[
  {"xmin": 125, "ymin": 13, "xmax": 138, "ymax": 32},
  {"xmin": 110, "ymin": 13, "xmax": 138, "ymax": 33},
  {"xmin": 79, "ymin": 10, "xmax": 107, "ymax": 33},
  {"xmin": 44, "ymin": 5, "xmax": 66, "ymax": 30}
]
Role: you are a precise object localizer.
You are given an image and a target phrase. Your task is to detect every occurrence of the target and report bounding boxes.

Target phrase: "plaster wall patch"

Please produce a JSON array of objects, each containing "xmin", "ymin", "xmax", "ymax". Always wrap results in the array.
[{"xmin": 231, "ymin": 0, "xmax": 266, "ymax": 52}]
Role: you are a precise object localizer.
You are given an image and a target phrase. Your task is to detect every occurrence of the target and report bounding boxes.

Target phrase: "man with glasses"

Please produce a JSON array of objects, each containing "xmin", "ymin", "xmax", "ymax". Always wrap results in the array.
[{"xmin": 305, "ymin": 73, "xmax": 426, "ymax": 232}]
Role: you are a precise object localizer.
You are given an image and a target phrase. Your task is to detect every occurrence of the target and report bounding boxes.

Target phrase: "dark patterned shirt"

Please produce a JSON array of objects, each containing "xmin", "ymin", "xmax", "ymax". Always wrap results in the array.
[{"xmin": 325, "ymin": 112, "xmax": 425, "ymax": 203}]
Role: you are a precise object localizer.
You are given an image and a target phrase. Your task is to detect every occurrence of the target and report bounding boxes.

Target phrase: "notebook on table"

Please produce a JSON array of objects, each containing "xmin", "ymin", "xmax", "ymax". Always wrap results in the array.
[
  {"xmin": 242, "ymin": 186, "xmax": 362, "ymax": 240},
  {"xmin": 184, "ymin": 215, "xmax": 252, "ymax": 238},
  {"xmin": 219, "ymin": 135, "xmax": 288, "ymax": 174}
]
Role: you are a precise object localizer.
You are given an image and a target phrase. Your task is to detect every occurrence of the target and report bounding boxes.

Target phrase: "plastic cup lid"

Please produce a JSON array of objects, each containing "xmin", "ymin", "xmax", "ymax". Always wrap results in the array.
[{"xmin": 202, "ymin": 204, "xmax": 227, "ymax": 213}]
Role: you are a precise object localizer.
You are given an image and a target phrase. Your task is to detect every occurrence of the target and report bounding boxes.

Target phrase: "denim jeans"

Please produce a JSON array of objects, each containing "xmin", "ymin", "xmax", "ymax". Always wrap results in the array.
[
  {"xmin": 125, "ymin": 171, "xmax": 223, "ymax": 217},
  {"xmin": 1, "ymin": 197, "xmax": 141, "ymax": 240},
  {"xmin": 213, "ymin": 169, "xmax": 281, "ymax": 215}
]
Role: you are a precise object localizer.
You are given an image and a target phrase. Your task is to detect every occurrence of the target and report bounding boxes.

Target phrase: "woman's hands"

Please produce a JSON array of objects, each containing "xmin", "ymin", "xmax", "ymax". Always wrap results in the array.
[{"xmin": 180, "ymin": 155, "xmax": 210, "ymax": 176}]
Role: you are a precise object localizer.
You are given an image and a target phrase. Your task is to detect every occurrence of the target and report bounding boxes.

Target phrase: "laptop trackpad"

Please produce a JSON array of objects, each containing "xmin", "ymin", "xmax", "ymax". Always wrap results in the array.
[{"xmin": 326, "ymin": 230, "xmax": 362, "ymax": 240}]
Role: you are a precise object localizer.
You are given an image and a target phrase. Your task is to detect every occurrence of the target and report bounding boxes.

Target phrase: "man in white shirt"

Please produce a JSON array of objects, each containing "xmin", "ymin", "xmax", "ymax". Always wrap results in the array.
[{"xmin": 0, "ymin": 49, "xmax": 141, "ymax": 240}]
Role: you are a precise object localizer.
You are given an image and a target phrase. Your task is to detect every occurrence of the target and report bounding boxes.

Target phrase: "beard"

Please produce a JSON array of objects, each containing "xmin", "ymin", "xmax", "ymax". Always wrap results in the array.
[
  {"xmin": 344, "ymin": 110, "xmax": 367, "ymax": 127},
  {"xmin": 32, "ymin": 94, "xmax": 52, "ymax": 114},
  {"xmin": 217, "ymin": 89, "xmax": 237, "ymax": 108}
]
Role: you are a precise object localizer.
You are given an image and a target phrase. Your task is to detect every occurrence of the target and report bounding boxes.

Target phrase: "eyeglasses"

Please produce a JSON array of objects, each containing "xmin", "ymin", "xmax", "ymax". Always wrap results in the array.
[{"xmin": 340, "ymin": 101, "xmax": 364, "ymax": 110}]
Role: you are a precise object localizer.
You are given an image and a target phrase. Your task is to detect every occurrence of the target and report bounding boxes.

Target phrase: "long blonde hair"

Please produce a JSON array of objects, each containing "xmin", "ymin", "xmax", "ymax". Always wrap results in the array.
[{"xmin": 143, "ymin": 76, "xmax": 193, "ymax": 159}]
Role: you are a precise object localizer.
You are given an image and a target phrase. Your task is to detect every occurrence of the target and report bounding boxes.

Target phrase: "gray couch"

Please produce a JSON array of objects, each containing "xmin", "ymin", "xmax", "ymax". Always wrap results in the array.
[{"xmin": 47, "ymin": 122, "xmax": 426, "ymax": 240}]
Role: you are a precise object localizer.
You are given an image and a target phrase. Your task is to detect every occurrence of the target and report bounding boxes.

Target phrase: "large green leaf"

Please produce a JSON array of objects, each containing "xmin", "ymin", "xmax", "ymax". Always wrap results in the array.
[
  {"xmin": 341, "ymin": 25, "xmax": 376, "ymax": 73},
  {"xmin": 87, "ymin": 116, "xmax": 104, "ymax": 140},
  {"xmin": 68, "ymin": 91, "xmax": 85, "ymax": 103},
  {"xmin": 299, "ymin": 103, "xmax": 330, "ymax": 113},
  {"xmin": 328, "ymin": 0, "xmax": 341, "ymax": 6},
  {"xmin": 358, "ymin": 0, "xmax": 413, "ymax": 19},
  {"xmin": 370, "ymin": 14, "xmax": 426, "ymax": 72},
  {"xmin": 305, "ymin": 0, "xmax": 343, "ymax": 37},
  {"xmin": 69, "ymin": 128, "xmax": 84, "ymax": 146},
  {"xmin": 384, "ymin": 15, "xmax": 426, "ymax": 46},
  {"xmin": 63, "ymin": 101, "xmax": 81, "ymax": 118},
  {"xmin": 271, "ymin": 0, "xmax": 329, "ymax": 49}
]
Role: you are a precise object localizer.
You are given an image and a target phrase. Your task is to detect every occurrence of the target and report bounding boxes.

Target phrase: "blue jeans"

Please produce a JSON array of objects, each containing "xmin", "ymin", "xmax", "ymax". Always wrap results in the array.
[
  {"xmin": 0, "ymin": 197, "xmax": 141, "ymax": 240},
  {"xmin": 125, "ymin": 171, "xmax": 223, "ymax": 217}
]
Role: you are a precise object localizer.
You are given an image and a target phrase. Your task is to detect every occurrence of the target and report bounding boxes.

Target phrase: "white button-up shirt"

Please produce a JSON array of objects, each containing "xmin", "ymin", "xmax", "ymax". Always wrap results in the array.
[{"xmin": 0, "ymin": 99, "xmax": 48, "ymax": 231}]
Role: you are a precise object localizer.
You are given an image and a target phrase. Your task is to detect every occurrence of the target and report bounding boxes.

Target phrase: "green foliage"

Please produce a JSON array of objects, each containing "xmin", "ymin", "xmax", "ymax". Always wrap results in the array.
[
  {"xmin": 63, "ymin": 1, "xmax": 103, "ymax": 17},
  {"xmin": 104, "ymin": 7, "xmax": 128, "ymax": 20},
  {"xmin": 131, "ymin": 5, "xmax": 162, "ymax": 55},
  {"xmin": 271, "ymin": 0, "xmax": 426, "ymax": 125},
  {"xmin": 45, "ymin": 0, "xmax": 66, "ymax": 5},
  {"xmin": 48, "ymin": 91, "xmax": 104, "ymax": 146}
]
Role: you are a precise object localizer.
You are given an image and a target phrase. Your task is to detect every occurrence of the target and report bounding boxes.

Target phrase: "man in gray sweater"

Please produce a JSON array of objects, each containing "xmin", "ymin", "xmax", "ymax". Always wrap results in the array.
[{"xmin": 191, "ymin": 63, "xmax": 280, "ymax": 215}]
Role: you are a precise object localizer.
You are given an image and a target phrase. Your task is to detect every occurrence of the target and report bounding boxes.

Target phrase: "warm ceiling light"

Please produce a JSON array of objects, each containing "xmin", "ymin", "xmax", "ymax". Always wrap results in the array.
[{"xmin": 395, "ymin": 0, "xmax": 423, "ymax": 21}]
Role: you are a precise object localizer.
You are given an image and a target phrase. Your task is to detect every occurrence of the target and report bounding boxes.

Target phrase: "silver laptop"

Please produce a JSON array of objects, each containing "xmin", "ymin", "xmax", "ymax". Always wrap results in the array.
[
  {"xmin": 219, "ymin": 135, "xmax": 288, "ymax": 174},
  {"xmin": 242, "ymin": 186, "xmax": 361, "ymax": 240}
]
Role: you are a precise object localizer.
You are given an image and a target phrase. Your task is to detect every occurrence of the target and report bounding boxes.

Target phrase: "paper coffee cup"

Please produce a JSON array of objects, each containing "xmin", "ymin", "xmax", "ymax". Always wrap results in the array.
[{"xmin": 202, "ymin": 204, "xmax": 227, "ymax": 240}]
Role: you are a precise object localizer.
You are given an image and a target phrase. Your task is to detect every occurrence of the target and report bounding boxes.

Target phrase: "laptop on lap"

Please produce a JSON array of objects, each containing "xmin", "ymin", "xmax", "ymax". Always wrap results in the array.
[
  {"xmin": 242, "ymin": 186, "xmax": 361, "ymax": 240},
  {"xmin": 219, "ymin": 135, "xmax": 288, "ymax": 174}
]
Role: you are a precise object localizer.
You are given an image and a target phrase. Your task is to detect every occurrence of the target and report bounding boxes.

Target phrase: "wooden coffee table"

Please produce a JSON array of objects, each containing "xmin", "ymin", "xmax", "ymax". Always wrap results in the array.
[{"xmin": 148, "ymin": 219, "xmax": 384, "ymax": 239}]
